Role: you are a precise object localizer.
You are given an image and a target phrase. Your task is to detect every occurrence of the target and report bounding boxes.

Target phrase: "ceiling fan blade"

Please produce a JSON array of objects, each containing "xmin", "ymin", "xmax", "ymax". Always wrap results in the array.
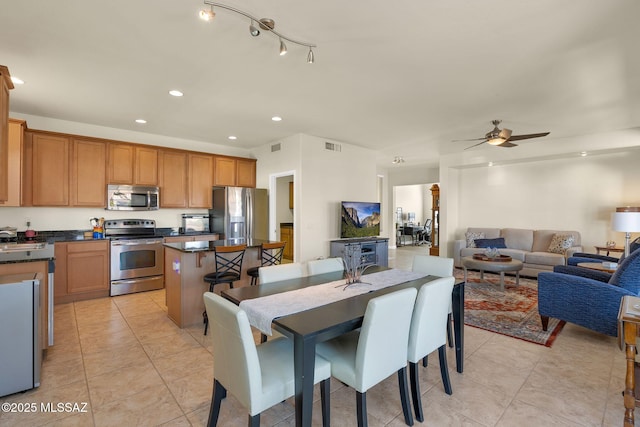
[
  {"xmin": 496, "ymin": 141, "xmax": 517, "ymax": 148},
  {"xmin": 464, "ymin": 140, "xmax": 488, "ymax": 150},
  {"xmin": 452, "ymin": 137, "xmax": 486, "ymax": 142},
  {"xmin": 507, "ymin": 132, "xmax": 550, "ymax": 141}
]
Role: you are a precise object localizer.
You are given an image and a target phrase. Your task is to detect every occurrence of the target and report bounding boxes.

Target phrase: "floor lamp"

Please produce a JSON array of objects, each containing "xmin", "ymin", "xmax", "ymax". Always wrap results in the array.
[{"xmin": 612, "ymin": 207, "xmax": 640, "ymax": 257}]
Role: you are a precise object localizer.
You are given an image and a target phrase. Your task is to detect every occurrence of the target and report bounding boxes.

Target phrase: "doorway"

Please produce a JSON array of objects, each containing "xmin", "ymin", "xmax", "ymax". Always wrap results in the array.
[{"xmin": 270, "ymin": 172, "xmax": 295, "ymax": 261}]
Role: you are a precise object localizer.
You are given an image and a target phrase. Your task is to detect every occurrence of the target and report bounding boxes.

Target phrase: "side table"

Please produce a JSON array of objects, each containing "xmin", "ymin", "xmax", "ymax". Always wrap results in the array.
[
  {"xmin": 595, "ymin": 246, "xmax": 625, "ymax": 257},
  {"xmin": 618, "ymin": 296, "xmax": 640, "ymax": 427}
]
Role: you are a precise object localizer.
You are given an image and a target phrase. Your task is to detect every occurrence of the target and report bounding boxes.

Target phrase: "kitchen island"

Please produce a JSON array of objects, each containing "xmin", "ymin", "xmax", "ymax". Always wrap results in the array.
[{"xmin": 163, "ymin": 239, "xmax": 269, "ymax": 328}]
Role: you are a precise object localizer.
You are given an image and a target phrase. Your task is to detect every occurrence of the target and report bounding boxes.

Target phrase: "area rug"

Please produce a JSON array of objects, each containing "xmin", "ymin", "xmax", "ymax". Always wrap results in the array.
[{"xmin": 454, "ymin": 268, "xmax": 565, "ymax": 347}]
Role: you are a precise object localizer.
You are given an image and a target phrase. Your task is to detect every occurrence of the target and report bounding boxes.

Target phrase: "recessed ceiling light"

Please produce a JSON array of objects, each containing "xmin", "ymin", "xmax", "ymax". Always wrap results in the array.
[
  {"xmin": 271, "ymin": 116, "xmax": 282, "ymax": 122},
  {"xmin": 169, "ymin": 90, "xmax": 183, "ymax": 97},
  {"xmin": 135, "ymin": 119, "xmax": 147, "ymax": 124},
  {"xmin": 580, "ymin": 151, "xmax": 587, "ymax": 157},
  {"xmin": 488, "ymin": 162, "xmax": 494, "ymax": 167},
  {"xmin": 10, "ymin": 77, "xmax": 24, "ymax": 85},
  {"xmin": 228, "ymin": 136, "xmax": 237, "ymax": 140}
]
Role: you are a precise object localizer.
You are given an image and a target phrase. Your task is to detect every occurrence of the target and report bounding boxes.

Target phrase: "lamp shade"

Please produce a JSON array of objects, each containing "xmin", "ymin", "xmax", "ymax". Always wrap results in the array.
[{"xmin": 612, "ymin": 208, "xmax": 640, "ymax": 232}]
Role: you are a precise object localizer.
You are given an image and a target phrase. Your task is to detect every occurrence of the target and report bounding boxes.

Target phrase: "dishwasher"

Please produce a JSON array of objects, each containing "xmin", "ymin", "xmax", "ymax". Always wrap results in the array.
[{"xmin": 0, "ymin": 273, "xmax": 42, "ymax": 397}]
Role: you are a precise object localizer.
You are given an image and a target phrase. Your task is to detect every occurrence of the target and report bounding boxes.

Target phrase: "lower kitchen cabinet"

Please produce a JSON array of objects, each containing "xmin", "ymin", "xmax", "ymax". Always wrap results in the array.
[
  {"xmin": 55, "ymin": 240, "xmax": 110, "ymax": 304},
  {"xmin": 280, "ymin": 224, "xmax": 293, "ymax": 260}
]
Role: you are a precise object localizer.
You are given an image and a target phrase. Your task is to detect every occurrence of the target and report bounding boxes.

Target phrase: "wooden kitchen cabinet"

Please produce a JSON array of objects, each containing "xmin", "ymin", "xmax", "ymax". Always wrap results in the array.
[
  {"xmin": 188, "ymin": 153, "xmax": 213, "ymax": 208},
  {"xmin": 71, "ymin": 138, "xmax": 106, "ymax": 206},
  {"xmin": 213, "ymin": 155, "xmax": 257, "ymax": 187},
  {"xmin": 214, "ymin": 156, "xmax": 236, "ymax": 186},
  {"xmin": 30, "ymin": 132, "xmax": 70, "ymax": 206},
  {"xmin": 134, "ymin": 146, "xmax": 158, "ymax": 186},
  {"xmin": 0, "ymin": 66, "xmax": 14, "ymax": 202},
  {"xmin": 236, "ymin": 158, "xmax": 256, "ymax": 188},
  {"xmin": 107, "ymin": 143, "xmax": 157, "ymax": 186},
  {"xmin": 0, "ymin": 119, "xmax": 25, "ymax": 206},
  {"xmin": 54, "ymin": 240, "xmax": 110, "ymax": 304},
  {"xmin": 159, "ymin": 150, "xmax": 188, "ymax": 208},
  {"xmin": 280, "ymin": 224, "xmax": 294, "ymax": 260}
]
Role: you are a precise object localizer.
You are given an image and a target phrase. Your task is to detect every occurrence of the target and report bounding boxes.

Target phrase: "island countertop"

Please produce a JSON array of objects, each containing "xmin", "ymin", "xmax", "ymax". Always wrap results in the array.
[{"xmin": 163, "ymin": 238, "xmax": 272, "ymax": 253}]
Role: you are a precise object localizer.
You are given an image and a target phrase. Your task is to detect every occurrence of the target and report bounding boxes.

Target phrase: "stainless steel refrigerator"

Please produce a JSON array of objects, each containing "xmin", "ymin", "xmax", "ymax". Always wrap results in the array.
[{"xmin": 210, "ymin": 187, "xmax": 268, "ymax": 242}]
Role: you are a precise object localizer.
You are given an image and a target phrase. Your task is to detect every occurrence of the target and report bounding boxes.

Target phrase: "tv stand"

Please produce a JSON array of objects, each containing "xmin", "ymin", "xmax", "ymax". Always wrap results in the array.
[{"xmin": 329, "ymin": 237, "xmax": 389, "ymax": 267}]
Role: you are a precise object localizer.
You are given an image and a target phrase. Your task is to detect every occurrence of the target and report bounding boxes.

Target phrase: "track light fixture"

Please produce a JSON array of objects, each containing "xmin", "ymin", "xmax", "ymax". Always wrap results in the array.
[
  {"xmin": 200, "ymin": 1, "xmax": 316, "ymax": 62},
  {"xmin": 249, "ymin": 20, "xmax": 260, "ymax": 37}
]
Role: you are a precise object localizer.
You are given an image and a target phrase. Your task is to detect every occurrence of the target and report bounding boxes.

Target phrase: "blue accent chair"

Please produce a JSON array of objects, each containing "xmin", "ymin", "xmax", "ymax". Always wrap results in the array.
[
  {"xmin": 567, "ymin": 237, "xmax": 640, "ymax": 266},
  {"xmin": 538, "ymin": 248, "xmax": 640, "ymax": 337}
]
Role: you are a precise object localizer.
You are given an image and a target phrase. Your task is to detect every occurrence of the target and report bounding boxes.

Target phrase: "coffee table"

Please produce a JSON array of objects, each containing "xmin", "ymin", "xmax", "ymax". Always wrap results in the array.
[{"xmin": 461, "ymin": 256, "xmax": 523, "ymax": 291}]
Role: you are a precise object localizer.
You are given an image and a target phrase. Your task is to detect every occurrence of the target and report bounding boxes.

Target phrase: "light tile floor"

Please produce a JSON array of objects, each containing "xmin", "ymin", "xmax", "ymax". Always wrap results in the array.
[{"xmin": 0, "ymin": 245, "xmax": 628, "ymax": 426}]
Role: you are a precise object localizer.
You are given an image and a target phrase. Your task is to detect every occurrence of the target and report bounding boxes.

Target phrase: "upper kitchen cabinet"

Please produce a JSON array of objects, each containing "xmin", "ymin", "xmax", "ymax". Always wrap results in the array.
[
  {"xmin": 107, "ymin": 143, "xmax": 158, "ymax": 186},
  {"xmin": 0, "ymin": 65, "xmax": 14, "ymax": 202},
  {"xmin": 70, "ymin": 138, "xmax": 106, "ymax": 207},
  {"xmin": 27, "ymin": 132, "xmax": 70, "ymax": 206},
  {"xmin": 236, "ymin": 158, "xmax": 256, "ymax": 188},
  {"xmin": 188, "ymin": 153, "xmax": 214, "ymax": 208},
  {"xmin": 213, "ymin": 156, "xmax": 256, "ymax": 188},
  {"xmin": 0, "ymin": 119, "xmax": 25, "ymax": 206},
  {"xmin": 158, "ymin": 150, "xmax": 188, "ymax": 208}
]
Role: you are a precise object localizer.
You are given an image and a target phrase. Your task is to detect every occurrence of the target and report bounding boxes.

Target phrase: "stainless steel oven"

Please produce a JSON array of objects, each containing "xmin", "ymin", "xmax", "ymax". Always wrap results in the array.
[{"xmin": 105, "ymin": 219, "xmax": 164, "ymax": 296}]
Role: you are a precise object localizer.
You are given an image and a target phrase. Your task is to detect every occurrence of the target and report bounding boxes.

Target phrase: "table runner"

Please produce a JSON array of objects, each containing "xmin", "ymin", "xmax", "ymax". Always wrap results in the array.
[{"xmin": 239, "ymin": 269, "xmax": 428, "ymax": 335}]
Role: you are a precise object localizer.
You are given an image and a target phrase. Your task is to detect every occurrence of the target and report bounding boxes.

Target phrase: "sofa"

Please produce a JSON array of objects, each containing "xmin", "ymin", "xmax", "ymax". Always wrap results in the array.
[{"xmin": 453, "ymin": 227, "xmax": 583, "ymax": 277}]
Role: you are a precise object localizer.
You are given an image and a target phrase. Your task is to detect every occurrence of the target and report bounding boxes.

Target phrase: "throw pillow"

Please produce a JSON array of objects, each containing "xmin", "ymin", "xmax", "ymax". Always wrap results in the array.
[
  {"xmin": 474, "ymin": 237, "xmax": 507, "ymax": 249},
  {"xmin": 548, "ymin": 233, "xmax": 575, "ymax": 254},
  {"xmin": 465, "ymin": 231, "xmax": 485, "ymax": 248}
]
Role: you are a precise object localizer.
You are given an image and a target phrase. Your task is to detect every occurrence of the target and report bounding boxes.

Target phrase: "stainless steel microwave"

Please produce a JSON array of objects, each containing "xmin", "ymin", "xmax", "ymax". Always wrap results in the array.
[{"xmin": 106, "ymin": 185, "xmax": 159, "ymax": 211}]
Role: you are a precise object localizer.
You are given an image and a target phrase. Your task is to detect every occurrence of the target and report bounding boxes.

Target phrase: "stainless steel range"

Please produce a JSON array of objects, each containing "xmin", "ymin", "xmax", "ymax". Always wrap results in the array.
[{"xmin": 104, "ymin": 219, "xmax": 164, "ymax": 296}]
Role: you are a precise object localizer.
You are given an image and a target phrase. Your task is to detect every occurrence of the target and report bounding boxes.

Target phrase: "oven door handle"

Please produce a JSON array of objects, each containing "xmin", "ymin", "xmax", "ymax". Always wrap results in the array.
[
  {"xmin": 111, "ymin": 240, "xmax": 163, "ymax": 246},
  {"xmin": 112, "ymin": 277, "xmax": 162, "ymax": 285}
]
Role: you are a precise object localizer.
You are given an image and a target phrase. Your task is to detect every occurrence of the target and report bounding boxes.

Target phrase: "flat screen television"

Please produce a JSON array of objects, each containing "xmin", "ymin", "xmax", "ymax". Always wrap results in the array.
[{"xmin": 340, "ymin": 201, "xmax": 381, "ymax": 238}]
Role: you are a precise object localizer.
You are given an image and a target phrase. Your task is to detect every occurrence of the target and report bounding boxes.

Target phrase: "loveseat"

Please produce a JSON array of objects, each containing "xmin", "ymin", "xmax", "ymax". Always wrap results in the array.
[{"xmin": 453, "ymin": 227, "xmax": 582, "ymax": 277}]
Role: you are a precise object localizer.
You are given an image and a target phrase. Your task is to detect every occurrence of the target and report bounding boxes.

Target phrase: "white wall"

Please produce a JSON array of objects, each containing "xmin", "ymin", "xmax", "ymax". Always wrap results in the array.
[
  {"xmin": 395, "ymin": 184, "xmax": 431, "ymax": 225},
  {"xmin": 441, "ymin": 144, "xmax": 640, "ymax": 255},
  {"xmin": 298, "ymin": 135, "xmax": 378, "ymax": 261},
  {"xmin": 0, "ymin": 206, "xmax": 208, "ymax": 232}
]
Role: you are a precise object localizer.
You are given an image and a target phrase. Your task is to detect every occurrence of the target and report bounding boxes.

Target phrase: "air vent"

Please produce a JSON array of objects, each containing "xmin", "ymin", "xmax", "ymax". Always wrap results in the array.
[
  {"xmin": 271, "ymin": 143, "xmax": 281, "ymax": 152},
  {"xmin": 325, "ymin": 142, "xmax": 342, "ymax": 152}
]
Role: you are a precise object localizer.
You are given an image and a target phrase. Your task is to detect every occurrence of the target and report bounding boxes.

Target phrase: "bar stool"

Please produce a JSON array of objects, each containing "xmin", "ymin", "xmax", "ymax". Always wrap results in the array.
[
  {"xmin": 203, "ymin": 244, "xmax": 247, "ymax": 335},
  {"xmin": 246, "ymin": 242, "xmax": 286, "ymax": 286}
]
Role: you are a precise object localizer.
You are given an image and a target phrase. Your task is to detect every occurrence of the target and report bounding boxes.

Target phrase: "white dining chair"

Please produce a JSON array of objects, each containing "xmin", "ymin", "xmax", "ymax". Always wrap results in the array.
[
  {"xmin": 315, "ymin": 287, "xmax": 418, "ymax": 427},
  {"xmin": 258, "ymin": 262, "xmax": 306, "ymax": 284},
  {"xmin": 407, "ymin": 277, "xmax": 455, "ymax": 422},
  {"xmin": 203, "ymin": 292, "xmax": 331, "ymax": 427},
  {"xmin": 307, "ymin": 257, "xmax": 344, "ymax": 275},
  {"xmin": 411, "ymin": 254, "xmax": 455, "ymax": 350}
]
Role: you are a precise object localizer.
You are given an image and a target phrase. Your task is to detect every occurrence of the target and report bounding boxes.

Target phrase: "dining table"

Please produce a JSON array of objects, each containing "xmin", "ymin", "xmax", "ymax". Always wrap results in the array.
[{"xmin": 222, "ymin": 266, "xmax": 465, "ymax": 427}]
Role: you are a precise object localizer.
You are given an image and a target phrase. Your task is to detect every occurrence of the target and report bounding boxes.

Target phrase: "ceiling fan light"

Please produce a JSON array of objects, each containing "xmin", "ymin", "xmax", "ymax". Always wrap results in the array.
[
  {"xmin": 487, "ymin": 137, "xmax": 505, "ymax": 146},
  {"xmin": 199, "ymin": 6, "xmax": 215, "ymax": 21},
  {"xmin": 279, "ymin": 38, "xmax": 287, "ymax": 56},
  {"xmin": 307, "ymin": 48, "xmax": 314, "ymax": 64}
]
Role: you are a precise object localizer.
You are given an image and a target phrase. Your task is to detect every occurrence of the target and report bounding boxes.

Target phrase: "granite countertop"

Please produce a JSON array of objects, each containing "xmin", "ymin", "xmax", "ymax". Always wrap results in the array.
[
  {"xmin": 14, "ymin": 228, "xmax": 219, "ymax": 243},
  {"xmin": 164, "ymin": 238, "xmax": 272, "ymax": 253}
]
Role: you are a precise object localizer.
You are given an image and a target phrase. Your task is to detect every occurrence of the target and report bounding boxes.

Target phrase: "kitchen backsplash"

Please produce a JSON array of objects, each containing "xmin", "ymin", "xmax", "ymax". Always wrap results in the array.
[{"xmin": 0, "ymin": 207, "xmax": 208, "ymax": 231}]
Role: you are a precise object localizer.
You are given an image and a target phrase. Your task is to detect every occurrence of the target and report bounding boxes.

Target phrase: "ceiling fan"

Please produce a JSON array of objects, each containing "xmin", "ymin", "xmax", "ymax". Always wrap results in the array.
[{"xmin": 454, "ymin": 120, "xmax": 550, "ymax": 150}]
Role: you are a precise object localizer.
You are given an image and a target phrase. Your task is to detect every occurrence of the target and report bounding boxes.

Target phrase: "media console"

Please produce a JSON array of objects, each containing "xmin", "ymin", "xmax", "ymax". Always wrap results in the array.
[{"xmin": 329, "ymin": 237, "xmax": 389, "ymax": 268}]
